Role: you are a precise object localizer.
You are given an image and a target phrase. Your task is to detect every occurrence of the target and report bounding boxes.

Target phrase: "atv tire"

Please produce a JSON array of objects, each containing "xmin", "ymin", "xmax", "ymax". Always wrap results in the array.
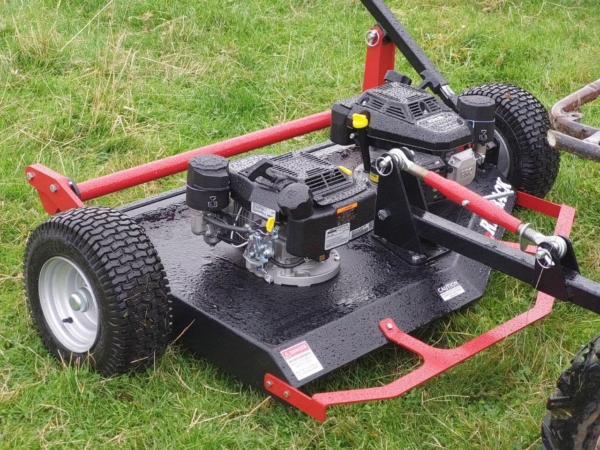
[
  {"xmin": 24, "ymin": 206, "xmax": 172, "ymax": 376},
  {"xmin": 460, "ymin": 83, "xmax": 559, "ymax": 198},
  {"xmin": 542, "ymin": 333, "xmax": 600, "ymax": 450}
]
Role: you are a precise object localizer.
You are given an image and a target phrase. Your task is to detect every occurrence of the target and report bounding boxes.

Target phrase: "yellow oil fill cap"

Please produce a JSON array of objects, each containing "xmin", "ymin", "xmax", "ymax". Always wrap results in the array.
[{"xmin": 352, "ymin": 113, "xmax": 369, "ymax": 129}]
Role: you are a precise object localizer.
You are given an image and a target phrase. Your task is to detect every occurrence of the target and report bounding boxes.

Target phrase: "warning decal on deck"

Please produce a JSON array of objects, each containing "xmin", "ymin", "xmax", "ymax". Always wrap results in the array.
[
  {"xmin": 437, "ymin": 280, "xmax": 465, "ymax": 301},
  {"xmin": 280, "ymin": 341, "xmax": 324, "ymax": 381}
]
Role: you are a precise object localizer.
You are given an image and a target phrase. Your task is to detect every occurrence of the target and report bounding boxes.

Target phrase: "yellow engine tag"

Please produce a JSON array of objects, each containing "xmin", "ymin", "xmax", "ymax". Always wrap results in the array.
[{"xmin": 336, "ymin": 203, "xmax": 358, "ymax": 214}]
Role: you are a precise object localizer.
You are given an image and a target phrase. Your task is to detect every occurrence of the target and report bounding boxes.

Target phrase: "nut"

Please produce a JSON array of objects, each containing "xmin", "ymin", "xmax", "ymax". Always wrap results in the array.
[{"xmin": 377, "ymin": 209, "xmax": 390, "ymax": 221}]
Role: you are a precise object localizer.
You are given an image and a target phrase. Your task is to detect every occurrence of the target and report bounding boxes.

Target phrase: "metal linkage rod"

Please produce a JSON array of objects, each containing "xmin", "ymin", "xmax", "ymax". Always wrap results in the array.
[{"xmin": 376, "ymin": 149, "xmax": 567, "ymax": 260}]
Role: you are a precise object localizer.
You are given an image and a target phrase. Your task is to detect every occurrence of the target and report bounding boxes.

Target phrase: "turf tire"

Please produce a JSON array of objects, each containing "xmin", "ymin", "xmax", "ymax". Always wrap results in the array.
[
  {"xmin": 460, "ymin": 83, "xmax": 560, "ymax": 198},
  {"xmin": 24, "ymin": 206, "xmax": 172, "ymax": 376},
  {"xmin": 542, "ymin": 334, "xmax": 600, "ymax": 450}
]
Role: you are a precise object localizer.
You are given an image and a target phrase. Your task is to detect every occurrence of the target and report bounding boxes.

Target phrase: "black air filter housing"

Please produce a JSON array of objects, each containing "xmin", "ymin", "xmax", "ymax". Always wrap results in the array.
[
  {"xmin": 186, "ymin": 155, "xmax": 230, "ymax": 211},
  {"xmin": 331, "ymin": 82, "xmax": 473, "ymax": 153}
]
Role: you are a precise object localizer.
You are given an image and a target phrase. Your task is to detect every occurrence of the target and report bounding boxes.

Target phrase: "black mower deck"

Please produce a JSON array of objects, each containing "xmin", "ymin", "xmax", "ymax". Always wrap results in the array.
[{"xmin": 122, "ymin": 143, "xmax": 515, "ymax": 391}]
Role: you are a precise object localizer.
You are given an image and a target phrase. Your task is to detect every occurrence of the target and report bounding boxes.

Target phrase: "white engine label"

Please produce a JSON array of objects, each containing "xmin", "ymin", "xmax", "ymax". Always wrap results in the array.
[
  {"xmin": 350, "ymin": 220, "xmax": 374, "ymax": 239},
  {"xmin": 324, "ymin": 223, "xmax": 350, "ymax": 250},
  {"xmin": 251, "ymin": 202, "xmax": 276, "ymax": 219},
  {"xmin": 437, "ymin": 280, "xmax": 465, "ymax": 301},
  {"xmin": 281, "ymin": 341, "xmax": 323, "ymax": 381}
]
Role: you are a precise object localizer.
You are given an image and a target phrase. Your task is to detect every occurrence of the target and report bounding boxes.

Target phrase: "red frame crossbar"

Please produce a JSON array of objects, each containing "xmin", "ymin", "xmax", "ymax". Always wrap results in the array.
[
  {"xmin": 264, "ymin": 195, "xmax": 576, "ymax": 421},
  {"xmin": 25, "ymin": 34, "xmax": 395, "ymax": 215}
]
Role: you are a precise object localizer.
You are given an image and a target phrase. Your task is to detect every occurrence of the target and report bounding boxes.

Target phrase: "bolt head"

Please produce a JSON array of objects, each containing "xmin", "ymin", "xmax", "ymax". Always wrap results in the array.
[
  {"xmin": 283, "ymin": 391, "xmax": 290, "ymax": 398},
  {"xmin": 26, "ymin": 172, "xmax": 34, "ymax": 181},
  {"xmin": 386, "ymin": 323, "xmax": 393, "ymax": 330},
  {"xmin": 265, "ymin": 381, "xmax": 273, "ymax": 388},
  {"xmin": 333, "ymin": 253, "xmax": 340, "ymax": 262},
  {"xmin": 264, "ymin": 274, "xmax": 273, "ymax": 284},
  {"xmin": 377, "ymin": 209, "xmax": 390, "ymax": 221},
  {"xmin": 411, "ymin": 254, "xmax": 423, "ymax": 263},
  {"xmin": 49, "ymin": 184, "xmax": 58, "ymax": 193}
]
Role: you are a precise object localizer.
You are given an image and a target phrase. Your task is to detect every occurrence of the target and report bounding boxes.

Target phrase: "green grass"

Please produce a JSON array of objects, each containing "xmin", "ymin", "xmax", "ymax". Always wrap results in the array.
[{"xmin": 1, "ymin": 0, "xmax": 600, "ymax": 448}]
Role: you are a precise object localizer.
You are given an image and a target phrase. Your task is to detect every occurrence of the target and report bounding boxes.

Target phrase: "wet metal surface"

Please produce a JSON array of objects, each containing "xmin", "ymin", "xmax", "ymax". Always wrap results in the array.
[{"xmin": 125, "ymin": 161, "xmax": 514, "ymax": 389}]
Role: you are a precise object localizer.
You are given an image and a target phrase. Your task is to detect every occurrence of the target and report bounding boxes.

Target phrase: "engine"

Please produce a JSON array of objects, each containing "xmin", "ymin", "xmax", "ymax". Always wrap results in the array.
[
  {"xmin": 331, "ymin": 76, "xmax": 496, "ymax": 194},
  {"xmin": 186, "ymin": 151, "xmax": 377, "ymax": 286},
  {"xmin": 186, "ymin": 73, "xmax": 497, "ymax": 286}
]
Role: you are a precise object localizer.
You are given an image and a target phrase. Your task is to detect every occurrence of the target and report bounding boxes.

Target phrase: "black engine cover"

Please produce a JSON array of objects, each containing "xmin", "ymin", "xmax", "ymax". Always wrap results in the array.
[
  {"xmin": 228, "ymin": 145, "xmax": 377, "ymax": 260},
  {"xmin": 330, "ymin": 82, "xmax": 473, "ymax": 153}
]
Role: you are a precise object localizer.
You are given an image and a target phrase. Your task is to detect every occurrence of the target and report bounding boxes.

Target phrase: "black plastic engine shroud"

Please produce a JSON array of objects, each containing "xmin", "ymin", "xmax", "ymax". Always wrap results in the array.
[
  {"xmin": 331, "ymin": 81, "xmax": 473, "ymax": 152},
  {"xmin": 121, "ymin": 142, "xmax": 515, "ymax": 392},
  {"xmin": 227, "ymin": 148, "xmax": 377, "ymax": 260}
]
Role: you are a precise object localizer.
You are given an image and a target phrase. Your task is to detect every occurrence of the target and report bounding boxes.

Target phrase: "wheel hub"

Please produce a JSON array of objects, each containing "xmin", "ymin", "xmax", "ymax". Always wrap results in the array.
[
  {"xmin": 38, "ymin": 257, "xmax": 99, "ymax": 353},
  {"xmin": 68, "ymin": 287, "xmax": 90, "ymax": 312}
]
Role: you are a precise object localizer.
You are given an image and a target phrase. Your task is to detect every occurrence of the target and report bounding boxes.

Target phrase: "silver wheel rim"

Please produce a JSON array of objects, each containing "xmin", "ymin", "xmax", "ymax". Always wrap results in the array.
[
  {"xmin": 38, "ymin": 256, "xmax": 99, "ymax": 353},
  {"xmin": 495, "ymin": 129, "xmax": 511, "ymax": 178}
]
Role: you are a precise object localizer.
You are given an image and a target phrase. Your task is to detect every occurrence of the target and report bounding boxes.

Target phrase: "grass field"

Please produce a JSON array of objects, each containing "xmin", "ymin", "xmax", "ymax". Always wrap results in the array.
[{"xmin": 2, "ymin": 0, "xmax": 600, "ymax": 448}]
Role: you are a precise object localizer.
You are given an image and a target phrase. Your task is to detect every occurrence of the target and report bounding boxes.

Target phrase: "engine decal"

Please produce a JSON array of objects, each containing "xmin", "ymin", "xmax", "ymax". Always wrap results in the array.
[
  {"xmin": 280, "ymin": 341, "xmax": 324, "ymax": 381},
  {"xmin": 251, "ymin": 202, "xmax": 276, "ymax": 220},
  {"xmin": 350, "ymin": 220, "xmax": 374, "ymax": 239},
  {"xmin": 324, "ymin": 223, "xmax": 351, "ymax": 250},
  {"xmin": 336, "ymin": 202, "xmax": 358, "ymax": 214}
]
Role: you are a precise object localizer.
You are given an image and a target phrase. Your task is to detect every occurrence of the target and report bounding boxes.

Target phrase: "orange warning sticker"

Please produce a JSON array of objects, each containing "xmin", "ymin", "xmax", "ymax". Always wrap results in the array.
[{"xmin": 336, "ymin": 202, "xmax": 358, "ymax": 214}]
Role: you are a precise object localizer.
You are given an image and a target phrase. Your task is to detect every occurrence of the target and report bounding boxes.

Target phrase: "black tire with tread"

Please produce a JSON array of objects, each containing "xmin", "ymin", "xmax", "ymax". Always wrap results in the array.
[
  {"xmin": 460, "ymin": 83, "xmax": 560, "ymax": 198},
  {"xmin": 24, "ymin": 206, "xmax": 172, "ymax": 376},
  {"xmin": 542, "ymin": 333, "xmax": 600, "ymax": 450}
]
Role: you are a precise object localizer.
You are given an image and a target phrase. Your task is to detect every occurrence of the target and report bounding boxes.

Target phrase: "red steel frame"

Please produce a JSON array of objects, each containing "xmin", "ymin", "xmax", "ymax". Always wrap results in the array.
[
  {"xmin": 265, "ymin": 195, "xmax": 576, "ymax": 421},
  {"xmin": 25, "ymin": 26, "xmax": 577, "ymax": 420}
]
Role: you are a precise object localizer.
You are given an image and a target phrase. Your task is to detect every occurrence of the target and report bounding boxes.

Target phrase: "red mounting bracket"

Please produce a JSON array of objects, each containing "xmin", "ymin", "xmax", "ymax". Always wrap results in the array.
[
  {"xmin": 362, "ymin": 26, "xmax": 396, "ymax": 91},
  {"xmin": 25, "ymin": 164, "xmax": 83, "ymax": 215}
]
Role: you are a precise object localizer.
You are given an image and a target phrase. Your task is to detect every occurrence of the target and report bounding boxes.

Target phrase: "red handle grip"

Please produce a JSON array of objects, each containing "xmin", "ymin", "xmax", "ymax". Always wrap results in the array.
[{"xmin": 423, "ymin": 172, "xmax": 522, "ymax": 234}]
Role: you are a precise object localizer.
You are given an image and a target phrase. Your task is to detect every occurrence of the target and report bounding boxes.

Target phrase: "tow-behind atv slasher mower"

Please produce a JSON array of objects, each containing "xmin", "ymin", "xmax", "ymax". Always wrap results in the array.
[{"xmin": 21, "ymin": 1, "xmax": 600, "ymax": 448}]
